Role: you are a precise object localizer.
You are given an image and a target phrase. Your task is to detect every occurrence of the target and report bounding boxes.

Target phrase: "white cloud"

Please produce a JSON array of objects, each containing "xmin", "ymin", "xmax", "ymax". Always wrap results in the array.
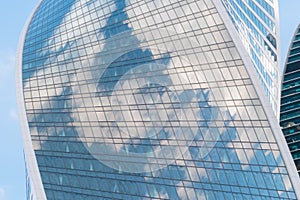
[
  {"xmin": 9, "ymin": 108, "xmax": 18, "ymax": 121},
  {"xmin": 0, "ymin": 49, "xmax": 16, "ymax": 87},
  {"xmin": 0, "ymin": 187, "xmax": 5, "ymax": 200},
  {"xmin": 0, "ymin": 50, "xmax": 15, "ymax": 71}
]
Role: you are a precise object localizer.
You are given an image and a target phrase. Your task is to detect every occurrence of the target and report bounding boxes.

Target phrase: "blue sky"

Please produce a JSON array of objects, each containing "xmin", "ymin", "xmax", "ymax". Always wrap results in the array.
[
  {"xmin": 0, "ymin": 0, "xmax": 299, "ymax": 199},
  {"xmin": 279, "ymin": 0, "xmax": 300, "ymax": 69},
  {"xmin": 0, "ymin": 1, "xmax": 38, "ymax": 199}
]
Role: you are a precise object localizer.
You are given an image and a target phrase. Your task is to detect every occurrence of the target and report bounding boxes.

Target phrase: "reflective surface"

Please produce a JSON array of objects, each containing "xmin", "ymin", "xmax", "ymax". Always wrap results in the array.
[
  {"xmin": 280, "ymin": 23, "xmax": 300, "ymax": 175},
  {"xmin": 21, "ymin": 0, "xmax": 297, "ymax": 199},
  {"xmin": 222, "ymin": 0, "xmax": 280, "ymax": 115}
]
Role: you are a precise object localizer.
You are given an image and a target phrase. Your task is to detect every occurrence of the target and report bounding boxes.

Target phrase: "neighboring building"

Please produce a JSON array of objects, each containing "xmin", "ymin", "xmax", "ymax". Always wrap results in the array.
[
  {"xmin": 17, "ymin": 0, "xmax": 300, "ymax": 199},
  {"xmin": 222, "ymin": 0, "xmax": 280, "ymax": 116},
  {"xmin": 280, "ymin": 23, "xmax": 300, "ymax": 175}
]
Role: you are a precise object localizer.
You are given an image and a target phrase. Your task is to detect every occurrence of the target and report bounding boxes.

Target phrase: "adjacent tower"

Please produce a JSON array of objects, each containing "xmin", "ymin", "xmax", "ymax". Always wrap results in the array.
[
  {"xmin": 17, "ymin": 0, "xmax": 300, "ymax": 199},
  {"xmin": 222, "ymin": 0, "xmax": 280, "ymax": 116},
  {"xmin": 280, "ymin": 23, "xmax": 300, "ymax": 175}
]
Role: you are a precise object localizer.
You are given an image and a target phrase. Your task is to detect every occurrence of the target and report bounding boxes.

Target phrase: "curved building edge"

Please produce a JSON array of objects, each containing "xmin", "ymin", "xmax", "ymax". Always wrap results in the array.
[
  {"xmin": 213, "ymin": 0, "xmax": 300, "ymax": 198},
  {"xmin": 281, "ymin": 23, "xmax": 300, "ymax": 77},
  {"xmin": 16, "ymin": 0, "xmax": 300, "ymax": 199},
  {"xmin": 15, "ymin": 0, "xmax": 47, "ymax": 199},
  {"xmin": 280, "ymin": 22, "xmax": 300, "ymax": 173}
]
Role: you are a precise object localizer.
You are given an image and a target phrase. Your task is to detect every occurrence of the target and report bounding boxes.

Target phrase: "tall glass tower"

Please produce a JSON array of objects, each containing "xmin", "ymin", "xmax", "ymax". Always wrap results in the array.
[
  {"xmin": 17, "ymin": 0, "xmax": 300, "ymax": 199},
  {"xmin": 280, "ymin": 23, "xmax": 300, "ymax": 175},
  {"xmin": 222, "ymin": 0, "xmax": 280, "ymax": 116}
]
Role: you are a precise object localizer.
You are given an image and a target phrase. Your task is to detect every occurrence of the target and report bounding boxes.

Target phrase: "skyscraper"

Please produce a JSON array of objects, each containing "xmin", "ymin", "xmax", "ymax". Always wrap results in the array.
[
  {"xmin": 280, "ymin": 23, "xmax": 300, "ymax": 175},
  {"xmin": 222, "ymin": 0, "xmax": 280, "ymax": 116},
  {"xmin": 17, "ymin": 0, "xmax": 300, "ymax": 199}
]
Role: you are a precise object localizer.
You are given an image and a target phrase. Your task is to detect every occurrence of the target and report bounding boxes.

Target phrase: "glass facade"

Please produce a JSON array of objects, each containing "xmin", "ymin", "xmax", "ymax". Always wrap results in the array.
[
  {"xmin": 222, "ymin": 0, "xmax": 280, "ymax": 116},
  {"xmin": 17, "ymin": 0, "xmax": 300, "ymax": 199},
  {"xmin": 280, "ymin": 23, "xmax": 300, "ymax": 175}
]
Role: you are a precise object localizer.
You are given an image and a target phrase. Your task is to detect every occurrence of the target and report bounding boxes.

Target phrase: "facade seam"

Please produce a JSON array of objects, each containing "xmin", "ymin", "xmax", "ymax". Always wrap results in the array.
[
  {"xmin": 213, "ymin": 0, "xmax": 300, "ymax": 198},
  {"xmin": 15, "ymin": 0, "xmax": 47, "ymax": 199}
]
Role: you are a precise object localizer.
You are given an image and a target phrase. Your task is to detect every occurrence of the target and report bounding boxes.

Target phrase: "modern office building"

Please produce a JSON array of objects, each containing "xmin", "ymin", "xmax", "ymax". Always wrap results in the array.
[
  {"xmin": 17, "ymin": 0, "xmax": 300, "ymax": 199},
  {"xmin": 223, "ymin": 0, "xmax": 280, "ymax": 116},
  {"xmin": 280, "ymin": 23, "xmax": 300, "ymax": 175}
]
